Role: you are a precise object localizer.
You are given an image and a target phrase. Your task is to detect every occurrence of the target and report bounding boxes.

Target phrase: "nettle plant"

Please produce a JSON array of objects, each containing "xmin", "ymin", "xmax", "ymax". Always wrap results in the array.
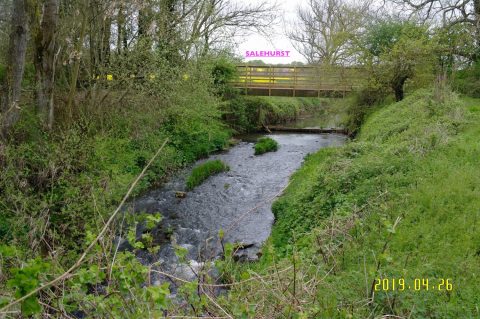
[{"xmin": 126, "ymin": 212, "xmax": 163, "ymax": 253}]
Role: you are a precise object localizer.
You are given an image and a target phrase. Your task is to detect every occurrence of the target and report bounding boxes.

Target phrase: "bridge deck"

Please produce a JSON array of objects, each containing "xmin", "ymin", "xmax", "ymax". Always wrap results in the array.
[{"xmin": 230, "ymin": 65, "xmax": 366, "ymax": 97}]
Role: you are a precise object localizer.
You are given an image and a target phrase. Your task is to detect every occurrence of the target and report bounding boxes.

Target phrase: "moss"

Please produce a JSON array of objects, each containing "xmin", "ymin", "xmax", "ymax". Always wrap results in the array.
[
  {"xmin": 186, "ymin": 160, "xmax": 230, "ymax": 190},
  {"xmin": 254, "ymin": 137, "xmax": 279, "ymax": 155}
]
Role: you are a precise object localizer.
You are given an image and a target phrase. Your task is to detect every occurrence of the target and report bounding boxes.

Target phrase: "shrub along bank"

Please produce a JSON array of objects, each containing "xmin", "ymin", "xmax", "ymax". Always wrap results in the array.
[
  {"xmin": 221, "ymin": 89, "xmax": 480, "ymax": 318},
  {"xmin": 0, "ymin": 66, "xmax": 230, "ymax": 253},
  {"xmin": 223, "ymin": 96, "xmax": 348, "ymax": 132},
  {"xmin": 0, "ymin": 60, "xmax": 233, "ymax": 316}
]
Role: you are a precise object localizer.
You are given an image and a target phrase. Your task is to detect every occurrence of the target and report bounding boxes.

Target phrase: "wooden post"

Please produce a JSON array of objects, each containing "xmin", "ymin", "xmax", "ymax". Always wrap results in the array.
[
  {"xmin": 269, "ymin": 65, "xmax": 272, "ymax": 97},
  {"xmin": 293, "ymin": 66, "xmax": 296, "ymax": 97},
  {"xmin": 243, "ymin": 65, "xmax": 247, "ymax": 95},
  {"xmin": 317, "ymin": 66, "xmax": 321, "ymax": 98}
]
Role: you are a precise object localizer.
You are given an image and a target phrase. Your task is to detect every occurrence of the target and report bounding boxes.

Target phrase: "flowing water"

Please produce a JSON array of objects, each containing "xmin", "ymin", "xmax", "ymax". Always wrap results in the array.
[{"xmin": 126, "ymin": 132, "xmax": 346, "ymax": 286}]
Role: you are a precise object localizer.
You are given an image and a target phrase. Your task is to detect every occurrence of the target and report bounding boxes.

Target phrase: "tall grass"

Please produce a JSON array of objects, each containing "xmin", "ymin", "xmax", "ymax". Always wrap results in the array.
[
  {"xmin": 254, "ymin": 137, "xmax": 279, "ymax": 155},
  {"xmin": 186, "ymin": 160, "xmax": 230, "ymax": 190}
]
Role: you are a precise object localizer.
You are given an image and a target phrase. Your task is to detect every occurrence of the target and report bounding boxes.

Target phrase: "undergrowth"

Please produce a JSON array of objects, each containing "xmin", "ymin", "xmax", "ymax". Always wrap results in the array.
[
  {"xmin": 0, "ymin": 60, "xmax": 231, "ymax": 316},
  {"xmin": 223, "ymin": 96, "xmax": 343, "ymax": 132}
]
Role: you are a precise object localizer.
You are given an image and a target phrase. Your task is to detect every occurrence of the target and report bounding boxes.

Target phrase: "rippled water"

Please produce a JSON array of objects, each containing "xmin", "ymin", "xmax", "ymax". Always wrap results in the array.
[{"xmin": 127, "ymin": 133, "xmax": 346, "ymax": 284}]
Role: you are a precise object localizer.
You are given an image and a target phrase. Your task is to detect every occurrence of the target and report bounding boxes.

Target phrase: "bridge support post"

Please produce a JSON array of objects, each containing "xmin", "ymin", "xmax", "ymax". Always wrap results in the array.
[
  {"xmin": 293, "ymin": 66, "xmax": 296, "ymax": 97},
  {"xmin": 269, "ymin": 66, "xmax": 272, "ymax": 97}
]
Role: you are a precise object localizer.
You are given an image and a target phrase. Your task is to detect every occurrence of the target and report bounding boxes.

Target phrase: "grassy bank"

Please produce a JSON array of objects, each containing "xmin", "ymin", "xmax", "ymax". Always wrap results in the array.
[{"xmin": 221, "ymin": 89, "xmax": 480, "ymax": 318}]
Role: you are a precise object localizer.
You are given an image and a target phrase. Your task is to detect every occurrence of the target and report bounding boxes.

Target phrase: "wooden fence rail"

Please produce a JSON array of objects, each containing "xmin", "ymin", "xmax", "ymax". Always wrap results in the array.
[{"xmin": 230, "ymin": 65, "xmax": 367, "ymax": 97}]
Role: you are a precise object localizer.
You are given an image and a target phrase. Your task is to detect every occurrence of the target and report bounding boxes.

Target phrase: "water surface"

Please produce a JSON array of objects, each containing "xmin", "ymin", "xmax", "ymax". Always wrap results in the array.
[{"xmin": 129, "ymin": 133, "xmax": 346, "ymax": 283}]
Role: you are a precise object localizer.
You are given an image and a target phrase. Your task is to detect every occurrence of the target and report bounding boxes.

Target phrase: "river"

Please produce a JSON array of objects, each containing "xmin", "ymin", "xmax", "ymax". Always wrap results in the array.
[{"xmin": 125, "ymin": 132, "xmax": 346, "ymax": 287}]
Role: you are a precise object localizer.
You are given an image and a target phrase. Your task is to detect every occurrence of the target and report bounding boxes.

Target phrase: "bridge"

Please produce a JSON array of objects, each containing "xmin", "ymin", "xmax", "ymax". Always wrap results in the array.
[{"xmin": 230, "ymin": 65, "xmax": 366, "ymax": 97}]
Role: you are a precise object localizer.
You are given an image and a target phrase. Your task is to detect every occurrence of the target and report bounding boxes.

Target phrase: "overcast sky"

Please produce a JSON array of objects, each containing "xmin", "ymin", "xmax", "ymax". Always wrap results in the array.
[{"xmin": 235, "ymin": 0, "xmax": 309, "ymax": 64}]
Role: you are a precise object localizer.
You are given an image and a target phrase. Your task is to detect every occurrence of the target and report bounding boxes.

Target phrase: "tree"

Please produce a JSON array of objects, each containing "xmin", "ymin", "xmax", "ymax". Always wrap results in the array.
[
  {"xmin": 288, "ymin": 0, "xmax": 371, "ymax": 65},
  {"xmin": 180, "ymin": 0, "xmax": 278, "ymax": 58},
  {"xmin": 363, "ymin": 20, "xmax": 434, "ymax": 101},
  {"xmin": 1, "ymin": 0, "xmax": 28, "ymax": 135},
  {"xmin": 393, "ymin": 0, "xmax": 480, "ymax": 61},
  {"xmin": 30, "ymin": 0, "xmax": 60, "ymax": 129}
]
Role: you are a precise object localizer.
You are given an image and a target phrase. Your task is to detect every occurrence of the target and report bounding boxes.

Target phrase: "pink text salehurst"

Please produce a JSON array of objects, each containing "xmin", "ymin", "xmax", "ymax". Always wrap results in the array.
[{"xmin": 245, "ymin": 50, "xmax": 291, "ymax": 58}]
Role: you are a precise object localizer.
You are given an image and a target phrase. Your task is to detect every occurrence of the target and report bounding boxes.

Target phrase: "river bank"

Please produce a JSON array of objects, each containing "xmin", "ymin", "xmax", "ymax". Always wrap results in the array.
[
  {"xmin": 220, "ymin": 89, "xmax": 480, "ymax": 318},
  {"xmin": 127, "ymin": 132, "xmax": 346, "ymax": 287}
]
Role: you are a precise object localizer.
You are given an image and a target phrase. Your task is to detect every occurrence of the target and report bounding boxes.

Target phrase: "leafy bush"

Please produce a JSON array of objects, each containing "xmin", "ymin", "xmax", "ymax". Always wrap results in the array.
[
  {"xmin": 209, "ymin": 55, "xmax": 238, "ymax": 96},
  {"xmin": 223, "ymin": 96, "xmax": 322, "ymax": 132},
  {"xmin": 186, "ymin": 159, "xmax": 230, "ymax": 190},
  {"xmin": 452, "ymin": 61, "xmax": 480, "ymax": 98},
  {"xmin": 254, "ymin": 137, "xmax": 279, "ymax": 155}
]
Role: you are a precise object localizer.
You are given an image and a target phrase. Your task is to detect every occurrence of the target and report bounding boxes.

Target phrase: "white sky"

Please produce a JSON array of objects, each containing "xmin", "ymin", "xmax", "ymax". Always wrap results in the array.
[{"xmin": 235, "ymin": 0, "xmax": 309, "ymax": 64}]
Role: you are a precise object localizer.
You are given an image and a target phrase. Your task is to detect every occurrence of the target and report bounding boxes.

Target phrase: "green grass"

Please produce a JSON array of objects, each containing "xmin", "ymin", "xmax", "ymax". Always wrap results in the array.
[
  {"xmin": 254, "ymin": 137, "xmax": 279, "ymax": 155},
  {"xmin": 186, "ymin": 160, "xmax": 230, "ymax": 190},
  {"xmin": 223, "ymin": 89, "xmax": 480, "ymax": 318}
]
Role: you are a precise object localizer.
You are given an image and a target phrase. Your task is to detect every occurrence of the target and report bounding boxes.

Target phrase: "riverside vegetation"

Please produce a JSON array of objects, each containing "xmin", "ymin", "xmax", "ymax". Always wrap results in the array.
[
  {"xmin": 254, "ymin": 137, "xmax": 279, "ymax": 155},
  {"xmin": 219, "ymin": 89, "xmax": 480, "ymax": 318},
  {"xmin": 186, "ymin": 160, "xmax": 230, "ymax": 190}
]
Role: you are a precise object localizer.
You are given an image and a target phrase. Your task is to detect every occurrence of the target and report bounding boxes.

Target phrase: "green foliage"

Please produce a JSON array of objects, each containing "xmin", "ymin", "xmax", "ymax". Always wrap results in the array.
[
  {"xmin": 209, "ymin": 54, "xmax": 238, "ymax": 96},
  {"xmin": 344, "ymin": 87, "xmax": 392, "ymax": 136},
  {"xmin": 68, "ymin": 251, "xmax": 170, "ymax": 317},
  {"xmin": 432, "ymin": 24, "xmax": 478, "ymax": 72},
  {"xmin": 254, "ymin": 137, "xmax": 279, "ymax": 155},
  {"xmin": 362, "ymin": 20, "xmax": 435, "ymax": 101},
  {"xmin": 364, "ymin": 20, "xmax": 411, "ymax": 56},
  {"xmin": 223, "ymin": 96, "xmax": 320, "ymax": 132},
  {"xmin": 225, "ymin": 88, "xmax": 480, "ymax": 317},
  {"xmin": 7, "ymin": 259, "xmax": 50, "ymax": 316},
  {"xmin": 452, "ymin": 61, "xmax": 480, "ymax": 97},
  {"xmin": 0, "ymin": 54, "xmax": 231, "ymax": 316},
  {"xmin": 186, "ymin": 159, "xmax": 230, "ymax": 190}
]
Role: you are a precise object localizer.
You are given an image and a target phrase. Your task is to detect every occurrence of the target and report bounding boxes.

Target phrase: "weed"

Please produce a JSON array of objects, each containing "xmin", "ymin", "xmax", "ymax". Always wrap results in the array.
[
  {"xmin": 254, "ymin": 137, "xmax": 279, "ymax": 155},
  {"xmin": 186, "ymin": 160, "xmax": 230, "ymax": 190}
]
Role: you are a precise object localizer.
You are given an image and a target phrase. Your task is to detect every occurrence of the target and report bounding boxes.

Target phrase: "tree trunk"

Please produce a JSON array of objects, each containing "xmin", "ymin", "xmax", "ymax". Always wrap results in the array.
[
  {"xmin": 392, "ymin": 76, "xmax": 407, "ymax": 102},
  {"xmin": 1, "ymin": 0, "xmax": 29, "ymax": 136},
  {"xmin": 89, "ymin": 1, "xmax": 111, "ymax": 77},
  {"xmin": 475, "ymin": 0, "xmax": 480, "ymax": 61},
  {"xmin": 117, "ymin": 4, "xmax": 125, "ymax": 55},
  {"xmin": 100, "ymin": 16, "xmax": 111, "ymax": 67},
  {"xmin": 66, "ymin": 4, "xmax": 88, "ymax": 119},
  {"xmin": 33, "ymin": 0, "xmax": 59, "ymax": 129}
]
